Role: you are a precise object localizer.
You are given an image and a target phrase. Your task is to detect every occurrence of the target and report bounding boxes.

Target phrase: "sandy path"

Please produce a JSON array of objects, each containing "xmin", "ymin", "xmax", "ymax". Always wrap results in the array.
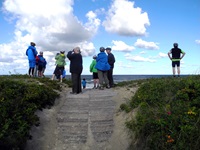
[{"xmin": 25, "ymin": 86, "xmax": 137, "ymax": 150}]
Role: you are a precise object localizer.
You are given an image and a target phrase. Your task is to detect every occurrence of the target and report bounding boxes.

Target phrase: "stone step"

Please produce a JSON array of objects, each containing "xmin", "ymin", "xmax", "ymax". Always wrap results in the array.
[
  {"xmin": 57, "ymin": 118, "xmax": 88, "ymax": 123},
  {"xmin": 55, "ymin": 89, "xmax": 117, "ymax": 146}
]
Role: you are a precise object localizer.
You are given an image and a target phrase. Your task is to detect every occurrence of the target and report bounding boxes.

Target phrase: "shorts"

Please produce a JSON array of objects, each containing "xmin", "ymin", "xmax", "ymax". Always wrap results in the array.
[
  {"xmin": 172, "ymin": 61, "xmax": 180, "ymax": 67},
  {"xmin": 29, "ymin": 60, "xmax": 36, "ymax": 68},
  {"xmin": 54, "ymin": 66, "xmax": 64, "ymax": 76},
  {"xmin": 38, "ymin": 65, "xmax": 43, "ymax": 71},
  {"xmin": 93, "ymin": 72, "xmax": 98, "ymax": 79}
]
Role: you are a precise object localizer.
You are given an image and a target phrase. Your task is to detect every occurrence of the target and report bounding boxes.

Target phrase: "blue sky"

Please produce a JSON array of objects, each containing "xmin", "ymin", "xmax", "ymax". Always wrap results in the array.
[{"xmin": 0, "ymin": 0, "xmax": 199, "ymax": 75}]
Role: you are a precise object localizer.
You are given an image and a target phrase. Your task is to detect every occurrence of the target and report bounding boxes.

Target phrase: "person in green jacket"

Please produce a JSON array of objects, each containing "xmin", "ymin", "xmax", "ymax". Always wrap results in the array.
[
  {"xmin": 90, "ymin": 55, "xmax": 99, "ymax": 89},
  {"xmin": 51, "ymin": 51, "xmax": 66, "ymax": 82}
]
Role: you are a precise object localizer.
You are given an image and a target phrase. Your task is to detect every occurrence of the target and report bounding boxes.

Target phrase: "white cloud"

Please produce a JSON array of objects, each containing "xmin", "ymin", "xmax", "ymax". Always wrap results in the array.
[
  {"xmin": 195, "ymin": 40, "xmax": 200, "ymax": 44},
  {"xmin": 2, "ymin": 0, "xmax": 99, "ymax": 53},
  {"xmin": 118, "ymin": 62, "xmax": 134, "ymax": 69},
  {"xmin": 78, "ymin": 42, "xmax": 96, "ymax": 57},
  {"xmin": 134, "ymin": 39, "xmax": 159, "ymax": 50},
  {"xmin": 102, "ymin": 0, "xmax": 150, "ymax": 36},
  {"xmin": 125, "ymin": 53, "xmax": 156, "ymax": 62},
  {"xmin": 0, "ymin": 0, "xmax": 100, "ymax": 74},
  {"xmin": 158, "ymin": 52, "xmax": 168, "ymax": 58},
  {"xmin": 146, "ymin": 52, "xmax": 168, "ymax": 60},
  {"xmin": 85, "ymin": 11, "xmax": 101, "ymax": 33},
  {"xmin": 140, "ymin": 51, "xmax": 146, "ymax": 54},
  {"xmin": 111, "ymin": 40, "xmax": 135, "ymax": 52}
]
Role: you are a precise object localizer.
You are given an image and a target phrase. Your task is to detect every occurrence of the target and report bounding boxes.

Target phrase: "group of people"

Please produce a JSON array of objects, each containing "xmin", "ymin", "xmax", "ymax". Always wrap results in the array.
[
  {"xmin": 50, "ymin": 46, "xmax": 115, "ymax": 94},
  {"xmin": 50, "ymin": 47, "xmax": 83, "ymax": 94},
  {"xmin": 90, "ymin": 47, "xmax": 115, "ymax": 90},
  {"xmin": 26, "ymin": 42, "xmax": 185, "ymax": 94},
  {"xmin": 26, "ymin": 42, "xmax": 47, "ymax": 77}
]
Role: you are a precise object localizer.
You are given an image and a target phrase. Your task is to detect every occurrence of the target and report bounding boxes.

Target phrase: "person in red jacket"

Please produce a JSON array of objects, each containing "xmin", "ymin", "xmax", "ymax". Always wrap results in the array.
[{"xmin": 34, "ymin": 55, "xmax": 39, "ymax": 77}]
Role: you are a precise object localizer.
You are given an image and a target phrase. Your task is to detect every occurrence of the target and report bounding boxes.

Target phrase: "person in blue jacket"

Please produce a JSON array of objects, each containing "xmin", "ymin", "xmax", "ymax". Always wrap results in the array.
[
  {"xmin": 37, "ymin": 51, "xmax": 47, "ymax": 77},
  {"xmin": 42, "ymin": 58, "xmax": 47, "ymax": 77},
  {"xmin": 62, "ymin": 69, "xmax": 66, "ymax": 79},
  {"xmin": 82, "ymin": 78, "xmax": 87, "ymax": 89},
  {"xmin": 26, "ymin": 42, "xmax": 38, "ymax": 77},
  {"xmin": 95, "ymin": 47, "xmax": 110, "ymax": 90}
]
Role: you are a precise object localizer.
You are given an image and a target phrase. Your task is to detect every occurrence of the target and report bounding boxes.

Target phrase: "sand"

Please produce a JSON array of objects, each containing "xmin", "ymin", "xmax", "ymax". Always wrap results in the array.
[{"xmin": 25, "ymin": 85, "xmax": 138, "ymax": 150}]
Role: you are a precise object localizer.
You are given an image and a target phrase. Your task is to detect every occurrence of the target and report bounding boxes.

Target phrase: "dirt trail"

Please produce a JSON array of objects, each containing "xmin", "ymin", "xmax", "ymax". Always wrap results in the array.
[{"xmin": 25, "ymin": 86, "xmax": 136, "ymax": 150}]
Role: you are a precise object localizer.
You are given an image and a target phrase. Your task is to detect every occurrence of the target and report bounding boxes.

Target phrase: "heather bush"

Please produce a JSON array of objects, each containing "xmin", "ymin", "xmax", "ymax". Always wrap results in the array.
[
  {"xmin": 121, "ymin": 75, "xmax": 200, "ymax": 150},
  {"xmin": 0, "ymin": 75, "xmax": 62, "ymax": 149}
]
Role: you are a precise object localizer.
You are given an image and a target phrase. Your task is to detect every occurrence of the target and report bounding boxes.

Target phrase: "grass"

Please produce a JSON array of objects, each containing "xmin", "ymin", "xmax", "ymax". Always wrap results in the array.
[
  {"xmin": 119, "ymin": 75, "xmax": 200, "ymax": 150},
  {"xmin": 1, "ymin": 74, "xmax": 199, "ymax": 149},
  {"xmin": 0, "ymin": 75, "xmax": 71, "ymax": 149}
]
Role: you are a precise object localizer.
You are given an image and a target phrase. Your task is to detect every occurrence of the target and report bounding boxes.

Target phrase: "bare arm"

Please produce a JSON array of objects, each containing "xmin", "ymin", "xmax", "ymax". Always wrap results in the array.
[
  {"xmin": 180, "ymin": 52, "xmax": 185, "ymax": 59},
  {"xmin": 168, "ymin": 52, "xmax": 172, "ymax": 60}
]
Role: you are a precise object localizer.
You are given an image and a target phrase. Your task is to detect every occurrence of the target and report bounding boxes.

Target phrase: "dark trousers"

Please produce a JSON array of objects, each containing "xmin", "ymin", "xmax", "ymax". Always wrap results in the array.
[
  {"xmin": 107, "ymin": 68, "xmax": 114, "ymax": 87},
  {"xmin": 71, "ymin": 73, "xmax": 82, "ymax": 94}
]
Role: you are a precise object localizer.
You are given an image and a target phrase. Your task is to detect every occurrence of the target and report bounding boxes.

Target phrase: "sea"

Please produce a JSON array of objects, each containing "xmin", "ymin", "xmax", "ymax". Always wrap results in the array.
[
  {"xmin": 63, "ymin": 74, "xmax": 189, "ymax": 89},
  {"xmin": 0, "ymin": 74, "xmax": 192, "ymax": 89}
]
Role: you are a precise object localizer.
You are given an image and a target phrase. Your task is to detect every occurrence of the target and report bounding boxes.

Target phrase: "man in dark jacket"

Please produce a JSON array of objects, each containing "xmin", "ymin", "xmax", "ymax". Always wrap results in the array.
[
  {"xmin": 106, "ymin": 47, "xmax": 115, "ymax": 87},
  {"xmin": 168, "ymin": 43, "xmax": 185, "ymax": 77},
  {"xmin": 67, "ymin": 47, "xmax": 83, "ymax": 94}
]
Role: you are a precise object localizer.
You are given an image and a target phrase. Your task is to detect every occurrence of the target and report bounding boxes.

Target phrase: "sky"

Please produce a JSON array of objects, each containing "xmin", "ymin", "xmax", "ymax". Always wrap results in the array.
[{"xmin": 0, "ymin": 0, "xmax": 199, "ymax": 75}]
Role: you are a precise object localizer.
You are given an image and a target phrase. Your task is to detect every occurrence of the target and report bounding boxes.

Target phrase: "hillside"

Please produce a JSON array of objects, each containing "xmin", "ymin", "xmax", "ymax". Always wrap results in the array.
[{"xmin": 1, "ymin": 75, "xmax": 200, "ymax": 150}]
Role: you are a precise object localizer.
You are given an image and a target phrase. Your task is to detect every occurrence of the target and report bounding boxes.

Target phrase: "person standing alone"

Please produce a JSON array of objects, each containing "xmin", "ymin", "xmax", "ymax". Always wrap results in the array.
[
  {"xmin": 67, "ymin": 47, "xmax": 83, "ymax": 94},
  {"xmin": 168, "ymin": 43, "xmax": 186, "ymax": 77},
  {"xmin": 106, "ymin": 47, "xmax": 115, "ymax": 87},
  {"xmin": 26, "ymin": 42, "xmax": 38, "ymax": 77}
]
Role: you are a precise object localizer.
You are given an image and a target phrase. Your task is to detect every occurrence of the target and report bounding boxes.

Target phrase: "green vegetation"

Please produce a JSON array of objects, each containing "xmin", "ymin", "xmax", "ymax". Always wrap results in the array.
[
  {"xmin": 0, "ymin": 75, "xmax": 71, "ymax": 150},
  {"xmin": 120, "ymin": 75, "xmax": 200, "ymax": 150}
]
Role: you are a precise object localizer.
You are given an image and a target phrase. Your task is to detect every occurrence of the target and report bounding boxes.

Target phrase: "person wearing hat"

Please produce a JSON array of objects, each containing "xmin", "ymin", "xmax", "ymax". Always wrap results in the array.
[
  {"xmin": 26, "ymin": 42, "xmax": 38, "ymax": 77},
  {"xmin": 51, "ymin": 51, "xmax": 66, "ymax": 82},
  {"xmin": 168, "ymin": 43, "xmax": 186, "ymax": 77},
  {"xmin": 67, "ymin": 47, "xmax": 83, "ymax": 94},
  {"xmin": 95, "ymin": 47, "xmax": 110, "ymax": 90},
  {"xmin": 90, "ymin": 55, "xmax": 99, "ymax": 89},
  {"xmin": 106, "ymin": 47, "xmax": 115, "ymax": 87}
]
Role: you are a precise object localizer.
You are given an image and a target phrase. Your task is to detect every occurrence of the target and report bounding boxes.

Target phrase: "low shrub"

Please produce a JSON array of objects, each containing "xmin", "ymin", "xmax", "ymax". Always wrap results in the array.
[
  {"xmin": 0, "ymin": 75, "xmax": 61, "ymax": 149},
  {"xmin": 121, "ymin": 75, "xmax": 200, "ymax": 150},
  {"xmin": 120, "ymin": 103, "xmax": 131, "ymax": 113}
]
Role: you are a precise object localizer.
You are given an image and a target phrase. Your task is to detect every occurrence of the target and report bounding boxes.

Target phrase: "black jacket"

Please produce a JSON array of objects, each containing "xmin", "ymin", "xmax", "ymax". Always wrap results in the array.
[
  {"xmin": 171, "ymin": 48, "xmax": 182, "ymax": 59},
  {"xmin": 107, "ymin": 53, "xmax": 115, "ymax": 68},
  {"xmin": 67, "ymin": 51, "xmax": 83, "ymax": 74}
]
